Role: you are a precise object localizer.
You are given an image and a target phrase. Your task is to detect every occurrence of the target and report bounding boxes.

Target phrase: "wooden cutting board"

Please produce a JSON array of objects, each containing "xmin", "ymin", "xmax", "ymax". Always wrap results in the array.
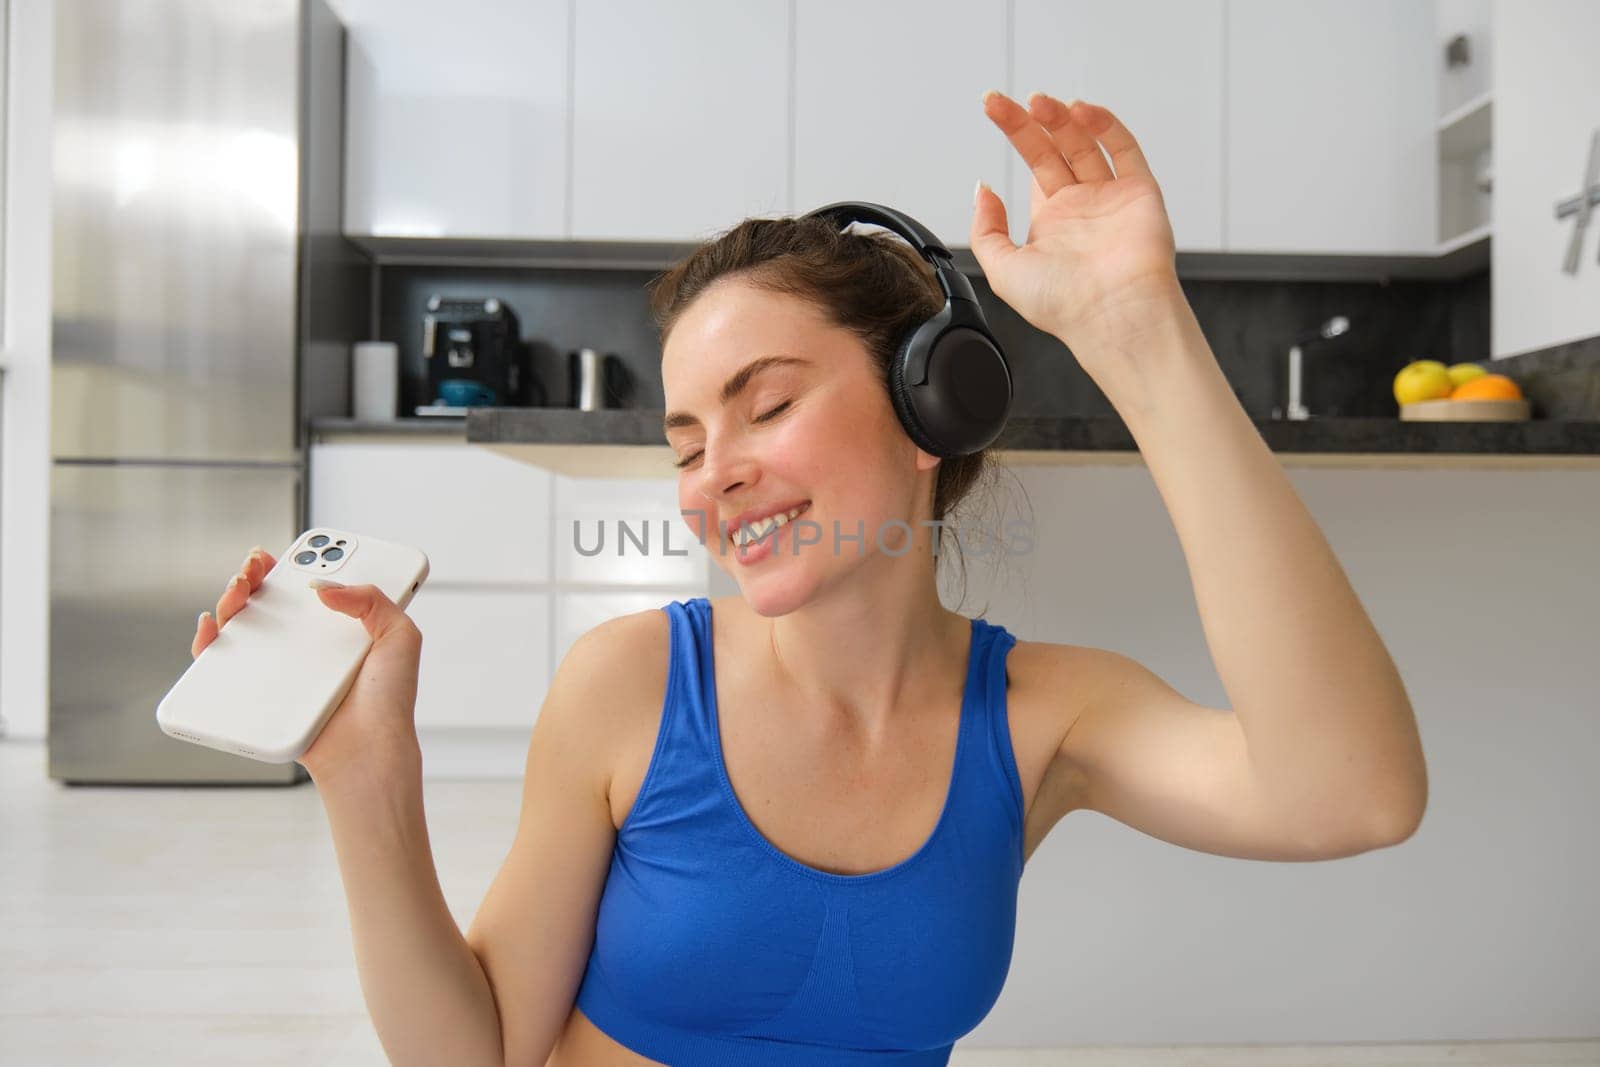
[{"xmin": 1399, "ymin": 398, "xmax": 1531, "ymax": 422}]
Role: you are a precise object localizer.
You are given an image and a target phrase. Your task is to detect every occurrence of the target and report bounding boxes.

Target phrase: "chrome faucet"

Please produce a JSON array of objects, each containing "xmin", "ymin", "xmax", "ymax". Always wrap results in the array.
[{"xmin": 1273, "ymin": 315, "xmax": 1350, "ymax": 420}]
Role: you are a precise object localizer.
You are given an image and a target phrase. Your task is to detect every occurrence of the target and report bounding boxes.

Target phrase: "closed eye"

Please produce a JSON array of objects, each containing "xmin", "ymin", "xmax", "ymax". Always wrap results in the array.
[
  {"xmin": 755, "ymin": 400, "xmax": 791, "ymax": 422},
  {"xmin": 671, "ymin": 401, "xmax": 792, "ymax": 470}
]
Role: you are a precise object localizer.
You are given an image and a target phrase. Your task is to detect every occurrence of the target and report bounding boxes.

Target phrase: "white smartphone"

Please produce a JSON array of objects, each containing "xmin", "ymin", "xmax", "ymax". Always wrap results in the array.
[{"xmin": 156, "ymin": 528, "xmax": 430, "ymax": 765}]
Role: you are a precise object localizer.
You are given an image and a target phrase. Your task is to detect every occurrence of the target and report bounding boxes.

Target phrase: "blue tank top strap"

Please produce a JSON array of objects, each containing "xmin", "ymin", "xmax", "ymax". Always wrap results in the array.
[
  {"xmin": 669, "ymin": 596, "xmax": 721, "ymax": 761},
  {"xmin": 609, "ymin": 598, "xmax": 721, "ymax": 840},
  {"xmin": 973, "ymin": 616, "xmax": 1026, "ymax": 839}
]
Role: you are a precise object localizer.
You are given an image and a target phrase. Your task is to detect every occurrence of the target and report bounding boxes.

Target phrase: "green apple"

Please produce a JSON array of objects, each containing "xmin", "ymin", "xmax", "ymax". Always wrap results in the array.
[{"xmin": 1447, "ymin": 363, "xmax": 1489, "ymax": 389}]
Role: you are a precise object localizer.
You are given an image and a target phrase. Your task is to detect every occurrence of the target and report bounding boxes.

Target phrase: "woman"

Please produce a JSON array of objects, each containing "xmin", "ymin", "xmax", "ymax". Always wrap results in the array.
[{"xmin": 194, "ymin": 91, "xmax": 1428, "ymax": 1066}]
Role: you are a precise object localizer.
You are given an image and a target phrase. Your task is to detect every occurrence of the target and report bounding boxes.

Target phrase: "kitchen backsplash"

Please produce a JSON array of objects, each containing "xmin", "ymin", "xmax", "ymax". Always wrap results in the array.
[
  {"xmin": 375, "ymin": 262, "xmax": 1510, "ymax": 423},
  {"xmin": 1482, "ymin": 334, "xmax": 1600, "ymax": 420}
]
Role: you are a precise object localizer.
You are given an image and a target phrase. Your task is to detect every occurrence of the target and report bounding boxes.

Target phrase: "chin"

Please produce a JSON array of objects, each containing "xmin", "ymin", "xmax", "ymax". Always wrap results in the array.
[
  {"xmin": 734, "ymin": 580, "xmax": 808, "ymax": 619},
  {"xmin": 727, "ymin": 567, "xmax": 820, "ymax": 619}
]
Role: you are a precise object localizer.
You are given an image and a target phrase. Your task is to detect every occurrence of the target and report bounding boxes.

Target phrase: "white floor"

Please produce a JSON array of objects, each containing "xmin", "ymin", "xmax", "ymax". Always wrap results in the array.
[{"xmin": 3, "ymin": 740, "xmax": 1596, "ymax": 1067}]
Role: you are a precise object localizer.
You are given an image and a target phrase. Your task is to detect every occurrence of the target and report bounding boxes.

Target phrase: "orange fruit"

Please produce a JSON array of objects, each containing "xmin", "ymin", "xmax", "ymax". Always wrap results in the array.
[{"xmin": 1450, "ymin": 374, "xmax": 1522, "ymax": 401}]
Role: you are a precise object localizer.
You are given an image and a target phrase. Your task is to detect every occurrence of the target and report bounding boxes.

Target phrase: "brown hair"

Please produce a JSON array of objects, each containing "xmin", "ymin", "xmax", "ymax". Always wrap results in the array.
[{"xmin": 647, "ymin": 214, "xmax": 1011, "ymax": 600}]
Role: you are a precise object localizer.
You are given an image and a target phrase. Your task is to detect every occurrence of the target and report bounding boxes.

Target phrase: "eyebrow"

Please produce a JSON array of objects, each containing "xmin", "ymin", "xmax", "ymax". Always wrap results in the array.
[{"xmin": 663, "ymin": 354, "xmax": 812, "ymax": 432}]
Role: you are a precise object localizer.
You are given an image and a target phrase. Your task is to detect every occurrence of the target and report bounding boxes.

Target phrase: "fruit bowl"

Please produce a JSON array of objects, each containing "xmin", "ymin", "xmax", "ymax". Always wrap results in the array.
[{"xmin": 1399, "ymin": 398, "xmax": 1531, "ymax": 422}]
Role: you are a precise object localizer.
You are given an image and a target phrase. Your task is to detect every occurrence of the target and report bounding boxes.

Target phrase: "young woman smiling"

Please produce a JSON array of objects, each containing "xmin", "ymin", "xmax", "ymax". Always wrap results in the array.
[{"xmin": 195, "ymin": 90, "xmax": 1428, "ymax": 1067}]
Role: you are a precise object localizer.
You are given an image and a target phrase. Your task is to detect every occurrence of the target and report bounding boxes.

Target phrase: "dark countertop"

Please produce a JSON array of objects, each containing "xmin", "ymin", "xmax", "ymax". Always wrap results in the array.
[
  {"xmin": 436, "ymin": 407, "xmax": 1600, "ymax": 456},
  {"xmin": 311, "ymin": 416, "xmax": 469, "ymax": 436},
  {"xmin": 300, "ymin": 408, "xmax": 1585, "ymax": 475},
  {"xmin": 308, "ymin": 409, "xmax": 1600, "ymax": 458}
]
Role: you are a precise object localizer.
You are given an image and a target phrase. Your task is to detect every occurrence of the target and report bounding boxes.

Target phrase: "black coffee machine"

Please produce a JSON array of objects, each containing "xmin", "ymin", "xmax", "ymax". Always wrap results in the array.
[{"xmin": 415, "ymin": 296, "xmax": 544, "ymax": 414}]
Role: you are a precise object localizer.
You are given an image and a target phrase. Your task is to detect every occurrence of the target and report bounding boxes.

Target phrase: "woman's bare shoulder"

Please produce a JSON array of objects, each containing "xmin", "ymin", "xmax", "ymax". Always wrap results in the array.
[
  {"xmin": 994, "ymin": 631, "xmax": 1099, "ymax": 696},
  {"xmin": 553, "ymin": 606, "xmax": 675, "ymax": 794},
  {"xmin": 559, "ymin": 606, "xmax": 672, "ymax": 692},
  {"xmin": 994, "ymin": 634, "xmax": 1103, "ymax": 752}
]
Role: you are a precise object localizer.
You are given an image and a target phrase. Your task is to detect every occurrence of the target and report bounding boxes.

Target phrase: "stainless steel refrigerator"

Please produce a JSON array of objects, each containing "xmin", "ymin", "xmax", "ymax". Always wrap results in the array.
[{"xmin": 50, "ymin": 0, "xmax": 365, "ymax": 783}]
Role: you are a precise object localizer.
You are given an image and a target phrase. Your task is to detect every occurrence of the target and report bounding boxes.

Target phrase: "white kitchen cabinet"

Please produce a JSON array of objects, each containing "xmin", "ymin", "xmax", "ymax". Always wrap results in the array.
[
  {"xmin": 1436, "ymin": 0, "xmax": 1492, "ymax": 116},
  {"xmin": 1225, "ymin": 0, "xmax": 1437, "ymax": 254},
  {"xmin": 1012, "ymin": 0, "xmax": 1224, "ymax": 253},
  {"xmin": 309, "ymin": 442, "xmax": 553, "ymax": 583},
  {"xmin": 570, "ymin": 0, "xmax": 789, "ymax": 240},
  {"xmin": 1490, "ymin": 0, "xmax": 1600, "ymax": 357},
  {"xmin": 793, "ymin": 0, "xmax": 1008, "ymax": 250},
  {"xmin": 332, "ymin": 0, "xmax": 570, "ymax": 238},
  {"xmin": 407, "ymin": 586, "xmax": 551, "ymax": 729},
  {"xmin": 1435, "ymin": 0, "xmax": 1492, "ymax": 248}
]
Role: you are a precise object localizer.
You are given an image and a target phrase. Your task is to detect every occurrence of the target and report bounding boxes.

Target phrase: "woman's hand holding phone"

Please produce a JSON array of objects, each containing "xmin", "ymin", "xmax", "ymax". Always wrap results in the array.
[{"xmin": 192, "ymin": 546, "xmax": 424, "ymax": 790}]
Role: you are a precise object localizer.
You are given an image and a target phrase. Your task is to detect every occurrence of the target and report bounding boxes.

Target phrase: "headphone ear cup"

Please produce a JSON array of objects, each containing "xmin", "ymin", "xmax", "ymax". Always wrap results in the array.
[
  {"xmin": 890, "ymin": 323, "xmax": 1012, "ymax": 458},
  {"xmin": 922, "ymin": 328, "xmax": 1012, "ymax": 453},
  {"xmin": 888, "ymin": 329, "xmax": 947, "ymax": 457}
]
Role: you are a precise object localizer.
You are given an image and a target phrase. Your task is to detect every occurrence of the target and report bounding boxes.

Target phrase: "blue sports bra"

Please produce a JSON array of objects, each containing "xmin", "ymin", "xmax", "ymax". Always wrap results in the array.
[{"xmin": 573, "ymin": 596, "xmax": 1026, "ymax": 1065}]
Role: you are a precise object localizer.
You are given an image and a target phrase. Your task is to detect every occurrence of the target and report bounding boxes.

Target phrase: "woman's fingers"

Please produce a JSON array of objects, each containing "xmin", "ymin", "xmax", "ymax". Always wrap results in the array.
[
  {"xmin": 191, "ymin": 611, "xmax": 215, "ymax": 659},
  {"xmin": 1066, "ymin": 99, "xmax": 1154, "ymax": 180},
  {"xmin": 194, "ymin": 547, "xmax": 278, "ymax": 657},
  {"xmin": 243, "ymin": 548, "xmax": 276, "ymax": 588},
  {"xmin": 981, "ymin": 90, "xmax": 1077, "ymax": 197},
  {"xmin": 213, "ymin": 548, "xmax": 272, "ymax": 628},
  {"xmin": 982, "ymin": 91, "xmax": 1153, "ymax": 194},
  {"xmin": 215, "ymin": 572, "xmax": 248, "ymax": 627},
  {"xmin": 1027, "ymin": 93, "xmax": 1115, "ymax": 183},
  {"xmin": 249, "ymin": 548, "xmax": 276, "ymax": 574}
]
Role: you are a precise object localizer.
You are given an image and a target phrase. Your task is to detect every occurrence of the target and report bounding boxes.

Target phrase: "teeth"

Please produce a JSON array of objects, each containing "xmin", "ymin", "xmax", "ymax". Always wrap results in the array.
[{"xmin": 734, "ymin": 503, "xmax": 808, "ymax": 546}]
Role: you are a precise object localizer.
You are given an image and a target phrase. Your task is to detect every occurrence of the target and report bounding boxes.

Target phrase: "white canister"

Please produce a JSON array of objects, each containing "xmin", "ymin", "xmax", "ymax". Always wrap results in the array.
[{"xmin": 352, "ymin": 341, "xmax": 399, "ymax": 421}]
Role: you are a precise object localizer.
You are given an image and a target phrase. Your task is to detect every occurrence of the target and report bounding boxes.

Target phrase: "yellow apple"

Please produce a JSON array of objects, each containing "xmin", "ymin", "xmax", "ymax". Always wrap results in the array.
[
  {"xmin": 1393, "ymin": 361, "xmax": 1454, "ymax": 405},
  {"xmin": 1447, "ymin": 363, "xmax": 1489, "ymax": 389}
]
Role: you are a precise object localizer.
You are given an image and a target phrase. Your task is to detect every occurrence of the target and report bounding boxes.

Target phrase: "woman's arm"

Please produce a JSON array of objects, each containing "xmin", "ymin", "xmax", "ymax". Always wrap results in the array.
[
  {"xmin": 971, "ymin": 91, "xmax": 1427, "ymax": 844},
  {"xmin": 1077, "ymin": 291, "xmax": 1427, "ymax": 842},
  {"xmin": 318, "ymin": 755, "xmax": 505, "ymax": 1067},
  {"xmin": 198, "ymin": 558, "xmax": 507, "ymax": 1063}
]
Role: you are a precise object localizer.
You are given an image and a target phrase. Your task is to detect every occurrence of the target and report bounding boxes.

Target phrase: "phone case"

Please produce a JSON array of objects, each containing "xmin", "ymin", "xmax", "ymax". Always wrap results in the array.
[{"xmin": 156, "ymin": 528, "xmax": 431, "ymax": 764}]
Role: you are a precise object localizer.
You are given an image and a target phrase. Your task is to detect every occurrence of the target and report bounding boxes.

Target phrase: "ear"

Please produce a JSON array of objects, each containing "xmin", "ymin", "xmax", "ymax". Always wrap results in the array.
[{"xmin": 914, "ymin": 447, "xmax": 942, "ymax": 474}]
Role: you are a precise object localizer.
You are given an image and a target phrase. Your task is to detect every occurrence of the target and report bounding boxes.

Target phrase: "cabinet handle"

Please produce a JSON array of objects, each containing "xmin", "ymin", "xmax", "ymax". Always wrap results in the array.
[{"xmin": 1553, "ymin": 129, "xmax": 1600, "ymax": 274}]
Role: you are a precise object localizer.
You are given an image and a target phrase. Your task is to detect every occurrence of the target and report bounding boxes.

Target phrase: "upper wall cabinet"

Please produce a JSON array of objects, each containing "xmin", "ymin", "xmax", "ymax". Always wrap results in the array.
[
  {"xmin": 570, "ymin": 0, "xmax": 789, "ymax": 241},
  {"xmin": 1491, "ymin": 0, "xmax": 1600, "ymax": 358},
  {"xmin": 336, "ymin": 0, "xmax": 1464, "ymax": 264},
  {"xmin": 1012, "ymin": 0, "xmax": 1224, "ymax": 253},
  {"xmin": 793, "ymin": 0, "xmax": 1008, "ymax": 251},
  {"xmin": 1226, "ymin": 0, "xmax": 1437, "ymax": 254},
  {"xmin": 334, "ymin": 0, "xmax": 570, "ymax": 239}
]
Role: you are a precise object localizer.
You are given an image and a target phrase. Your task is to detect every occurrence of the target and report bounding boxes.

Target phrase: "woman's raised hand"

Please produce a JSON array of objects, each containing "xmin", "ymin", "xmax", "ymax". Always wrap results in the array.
[
  {"xmin": 970, "ymin": 91, "xmax": 1184, "ymax": 362},
  {"xmin": 192, "ymin": 547, "xmax": 424, "ymax": 789}
]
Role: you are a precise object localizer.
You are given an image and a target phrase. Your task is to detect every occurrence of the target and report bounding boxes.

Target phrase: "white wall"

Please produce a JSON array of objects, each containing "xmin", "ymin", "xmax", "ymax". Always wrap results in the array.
[
  {"xmin": 0, "ymin": 0, "xmax": 51, "ymax": 740},
  {"xmin": 1491, "ymin": 0, "xmax": 1600, "ymax": 357}
]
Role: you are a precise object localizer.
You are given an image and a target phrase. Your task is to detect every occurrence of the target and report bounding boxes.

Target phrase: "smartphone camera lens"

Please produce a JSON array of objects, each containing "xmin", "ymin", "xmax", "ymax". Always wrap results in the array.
[
  {"xmin": 294, "ymin": 550, "xmax": 317, "ymax": 565},
  {"xmin": 320, "ymin": 546, "xmax": 344, "ymax": 562},
  {"xmin": 308, "ymin": 534, "xmax": 330, "ymax": 548}
]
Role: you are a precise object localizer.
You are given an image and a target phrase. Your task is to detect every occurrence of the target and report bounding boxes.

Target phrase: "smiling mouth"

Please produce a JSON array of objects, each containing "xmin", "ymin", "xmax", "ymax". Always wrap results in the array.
[{"xmin": 730, "ymin": 501, "xmax": 811, "ymax": 548}]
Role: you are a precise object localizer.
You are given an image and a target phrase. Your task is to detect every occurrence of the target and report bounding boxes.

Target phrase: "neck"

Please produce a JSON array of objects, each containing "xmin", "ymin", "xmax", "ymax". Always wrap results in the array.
[{"xmin": 739, "ymin": 527, "xmax": 971, "ymax": 742}]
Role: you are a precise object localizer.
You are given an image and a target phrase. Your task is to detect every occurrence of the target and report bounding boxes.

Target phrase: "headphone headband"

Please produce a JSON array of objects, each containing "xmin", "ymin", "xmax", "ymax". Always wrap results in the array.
[{"xmin": 802, "ymin": 201, "xmax": 981, "ymax": 312}]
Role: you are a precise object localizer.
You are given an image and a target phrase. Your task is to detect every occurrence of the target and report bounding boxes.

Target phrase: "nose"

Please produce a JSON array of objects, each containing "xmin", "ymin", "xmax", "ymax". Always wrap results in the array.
[{"xmin": 693, "ymin": 440, "xmax": 756, "ymax": 514}]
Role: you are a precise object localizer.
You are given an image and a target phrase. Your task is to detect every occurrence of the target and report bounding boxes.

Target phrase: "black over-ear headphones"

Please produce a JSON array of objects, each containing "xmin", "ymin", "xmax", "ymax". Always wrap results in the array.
[{"xmin": 801, "ymin": 201, "xmax": 1013, "ymax": 458}]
